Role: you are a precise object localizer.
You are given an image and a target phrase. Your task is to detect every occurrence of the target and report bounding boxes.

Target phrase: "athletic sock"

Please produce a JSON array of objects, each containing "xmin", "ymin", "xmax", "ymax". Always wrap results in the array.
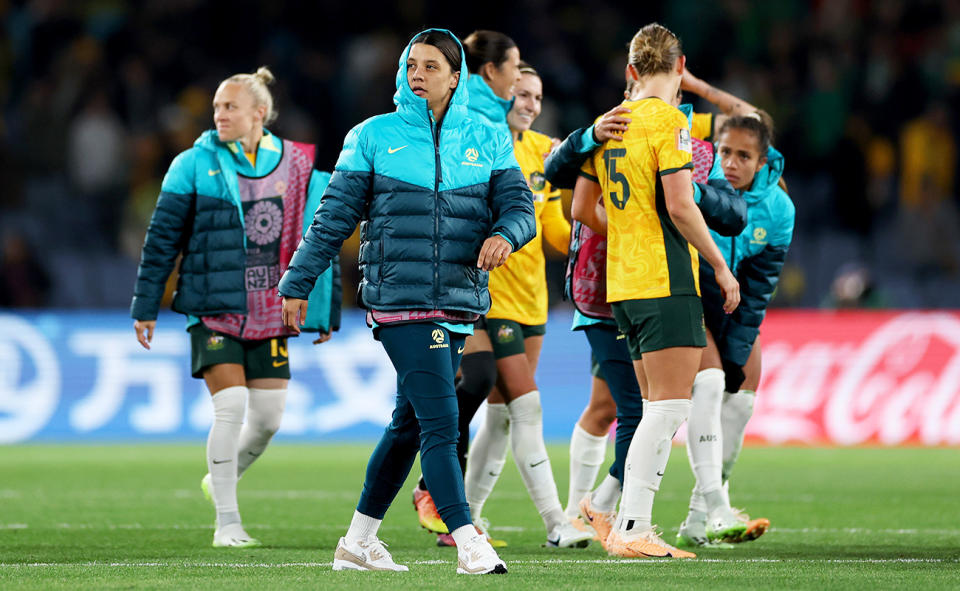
[
  {"xmin": 721, "ymin": 390, "xmax": 756, "ymax": 482},
  {"xmin": 451, "ymin": 524, "xmax": 480, "ymax": 548},
  {"xmin": 237, "ymin": 387, "xmax": 287, "ymax": 477},
  {"xmin": 617, "ymin": 398, "xmax": 690, "ymax": 534},
  {"xmin": 507, "ymin": 391, "xmax": 566, "ymax": 533},
  {"xmin": 591, "ymin": 473, "xmax": 623, "ymax": 513},
  {"xmin": 686, "ymin": 369, "xmax": 726, "ymax": 514},
  {"xmin": 207, "ymin": 386, "xmax": 247, "ymax": 528},
  {"xmin": 464, "ymin": 403, "xmax": 510, "ymax": 519},
  {"xmin": 565, "ymin": 422, "xmax": 608, "ymax": 518},
  {"xmin": 344, "ymin": 510, "xmax": 382, "ymax": 544}
]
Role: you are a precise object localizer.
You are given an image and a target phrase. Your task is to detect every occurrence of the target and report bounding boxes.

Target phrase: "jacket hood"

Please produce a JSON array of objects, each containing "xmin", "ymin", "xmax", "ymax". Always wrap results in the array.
[
  {"xmin": 743, "ymin": 145, "xmax": 784, "ymax": 203},
  {"xmin": 393, "ymin": 28, "xmax": 469, "ymax": 128},
  {"xmin": 466, "ymin": 75, "xmax": 513, "ymax": 130}
]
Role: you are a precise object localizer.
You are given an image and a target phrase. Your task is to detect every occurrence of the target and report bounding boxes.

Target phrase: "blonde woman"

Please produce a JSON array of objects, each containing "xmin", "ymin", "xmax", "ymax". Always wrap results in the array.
[
  {"xmin": 132, "ymin": 67, "xmax": 340, "ymax": 547},
  {"xmin": 573, "ymin": 24, "xmax": 739, "ymax": 558}
]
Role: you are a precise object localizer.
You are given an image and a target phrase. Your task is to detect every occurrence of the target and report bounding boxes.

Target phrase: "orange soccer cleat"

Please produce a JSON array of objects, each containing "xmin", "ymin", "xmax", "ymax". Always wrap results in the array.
[{"xmin": 412, "ymin": 486, "xmax": 448, "ymax": 534}]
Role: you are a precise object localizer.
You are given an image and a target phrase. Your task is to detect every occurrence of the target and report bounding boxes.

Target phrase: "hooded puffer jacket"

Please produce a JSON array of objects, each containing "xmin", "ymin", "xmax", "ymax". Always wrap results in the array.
[{"xmin": 279, "ymin": 29, "xmax": 535, "ymax": 315}]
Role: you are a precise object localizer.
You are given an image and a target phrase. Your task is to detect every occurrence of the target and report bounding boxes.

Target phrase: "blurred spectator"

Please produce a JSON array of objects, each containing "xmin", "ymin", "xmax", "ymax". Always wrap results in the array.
[
  {"xmin": 67, "ymin": 89, "xmax": 128, "ymax": 250},
  {"xmin": 897, "ymin": 101, "xmax": 960, "ymax": 277},
  {"xmin": 823, "ymin": 263, "xmax": 888, "ymax": 309},
  {"xmin": 0, "ymin": 233, "xmax": 51, "ymax": 308}
]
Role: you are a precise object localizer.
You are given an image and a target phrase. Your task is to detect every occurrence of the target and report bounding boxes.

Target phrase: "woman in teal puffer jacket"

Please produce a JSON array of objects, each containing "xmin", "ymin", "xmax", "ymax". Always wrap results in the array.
[
  {"xmin": 131, "ymin": 67, "xmax": 339, "ymax": 549},
  {"xmin": 279, "ymin": 29, "xmax": 535, "ymax": 575}
]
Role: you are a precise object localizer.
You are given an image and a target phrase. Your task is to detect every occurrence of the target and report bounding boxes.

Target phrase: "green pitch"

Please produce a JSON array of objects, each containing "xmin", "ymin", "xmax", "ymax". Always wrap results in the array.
[{"xmin": 1, "ymin": 444, "xmax": 958, "ymax": 590}]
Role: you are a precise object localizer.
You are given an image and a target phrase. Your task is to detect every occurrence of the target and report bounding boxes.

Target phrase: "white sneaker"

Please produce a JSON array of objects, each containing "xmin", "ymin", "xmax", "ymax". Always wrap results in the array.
[
  {"xmin": 213, "ymin": 522, "xmax": 261, "ymax": 548},
  {"xmin": 332, "ymin": 536, "xmax": 408, "ymax": 572},
  {"xmin": 545, "ymin": 520, "xmax": 593, "ymax": 548},
  {"xmin": 457, "ymin": 533, "xmax": 507, "ymax": 574}
]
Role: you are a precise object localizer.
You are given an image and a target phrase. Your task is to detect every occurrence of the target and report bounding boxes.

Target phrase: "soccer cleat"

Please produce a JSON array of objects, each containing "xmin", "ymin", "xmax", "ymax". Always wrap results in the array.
[
  {"xmin": 728, "ymin": 508, "xmax": 770, "ymax": 543},
  {"xmin": 676, "ymin": 514, "xmax": 735, "ymax": 549},
  {"xmin": 545, "ymin": 520, "xmax": 593, "ymax": 548},
  {"xmin": 676, "ymin": 514, "xmax": 709, "ymax": 548},
  {"xmin": 569, "ymin": 515, "xmax": 597, "ymax": 537},
  {"xmin": 412, "ymin": 486, "xmax": 448, "ymax": 534},
  {"xmin": 332, "ymin": 536, "xmax": 408, "ymax": 572},
  {"xmin": 200, "ymin": 473, "xmax": 214, "ymax": 507},
  {"xmin": 578, "ymin": 494, "xmax": 615, "ymax": 548},
  {"xmin": 436, "ymin": 532, "xmax": 456, "ymax": 547},
  {"xmin": 456, "ymin": 533, "xmax": 507, "ymax": 574},
  {"xmin": 474, "ymin": 517, "xmax": 508, "ymax": 548},
  {"xmin": 212, "ymin": 523, "xmax": 261, "ymax": 548},
  {"xmin": 706, "ymin": 509, "xmax": 748, "ymax": 543},
  {"xmin": 606, "ymin": 527, "xmax": 695, "ymax": 559}
]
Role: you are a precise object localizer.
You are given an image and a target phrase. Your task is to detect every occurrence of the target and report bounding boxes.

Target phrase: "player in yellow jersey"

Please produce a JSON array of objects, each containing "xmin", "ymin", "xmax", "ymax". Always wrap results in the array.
[
  {"xmin": 463, "ymin": 61, "xmax": 593, "ymax": 550},
  {"xmin": 572, "ymin": 23, "xmax": 739, "ymax": 559}
]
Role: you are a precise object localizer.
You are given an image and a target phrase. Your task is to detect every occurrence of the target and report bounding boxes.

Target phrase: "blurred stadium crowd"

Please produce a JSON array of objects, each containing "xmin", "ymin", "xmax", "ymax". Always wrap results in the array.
[{"xmin": 1, "ymin": 0, "xmax": 959, "ymax": 309}]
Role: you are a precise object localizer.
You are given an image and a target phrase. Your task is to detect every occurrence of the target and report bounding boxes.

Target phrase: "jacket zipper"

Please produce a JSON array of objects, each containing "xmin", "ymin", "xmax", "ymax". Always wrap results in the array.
[
  {"xmin": 730, "ymin": 236, "xmax": 736, "ymax": 271},
  {"xmin": 431, "ymin": 109, "xmax": 443, "ymax": 308}
]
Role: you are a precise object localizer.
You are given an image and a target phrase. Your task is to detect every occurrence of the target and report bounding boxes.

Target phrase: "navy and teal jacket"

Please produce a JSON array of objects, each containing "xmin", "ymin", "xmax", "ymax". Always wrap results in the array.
[
  {"xmin": 131, "ymin": 129, "xmax": 341, "ymax": 333},
  {"xmin": 278, "ymin": 29, "xmax": 535, "ymax": 315},
  {"xmin": 700, "ymin": 145, "xmax": 795, "ymax": 366},
  {"xmin": 543, "ymin": 105, "xmax": 747, "ymax": 237}
]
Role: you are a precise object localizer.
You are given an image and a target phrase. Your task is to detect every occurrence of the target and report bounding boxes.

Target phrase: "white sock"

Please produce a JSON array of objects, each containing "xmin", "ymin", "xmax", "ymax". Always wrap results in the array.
[
  {"xmin": 721, "ymin": 390, "xmax": 756, "ymax": 482},
  {"xmin": 451, "ymin": 524, "xmax": 480, "ymax": 548},
  {"xmin": 237, "ymin": 387, "xmax": 287, "ymax": 477},
  {"xmin": 686, "ymin": 369, "xmax": 725, "ymax": 514},
  {"xmin": 207, "ymin": 386, "xmax": 247, "ymax": 526},
  {"xmin": 344, "ymin": 510, "xmax": 381, "ymax": 544},
  {"xmin": 464, "ymin": 403, "xmax": 510, "ymax": 519},
  {"xmin": 565, "ymin": 423, "xmax": 608, "ymax": 517},
  {"xmin": 617, "ymin": 398, "xmax": 690, "ymax": 533},
  {"xmin": 688, "ymin": 488, "xmax": 707, "ymax": 514},
  {"xmin": 507, "ymin": 391, "xmax": 566, "ymax": 533},
  {"xmin": 591, "ymin": 473, "xmax": 622, "ymax": 513}
]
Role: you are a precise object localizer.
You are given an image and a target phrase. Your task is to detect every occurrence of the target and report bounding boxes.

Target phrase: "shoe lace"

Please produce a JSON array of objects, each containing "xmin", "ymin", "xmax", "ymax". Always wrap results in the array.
[
  {"xmin": 644, "ymin": 525, "xmax": 682, "ymax": 553},
  {"xmin": 357, "ymin": 537, "xmax": 390, "ymax": 562},
  {"xmin": 461, "ymin": 535, "xmax": 495, "ymax": 564},
  {"xmin": 731, "ymin": 507, "xmax": 751, "ymax": 523}
]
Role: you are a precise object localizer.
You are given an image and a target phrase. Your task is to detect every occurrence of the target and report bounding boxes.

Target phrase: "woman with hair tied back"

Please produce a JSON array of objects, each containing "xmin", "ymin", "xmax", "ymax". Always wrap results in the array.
[
  {"xmin": 131, "ymin": 67, "xmax": 341, "ymax": 548},
  {"xmin": 279, "ymin": 29, "xmax": 535, "ymax": 575},
  {"xmin": 409, "ymin": 29, "xmax": 521, "ymax": 547},
  {"xmin": 572, "ymin": 23, "xmax": 740, "ymax": 559}
]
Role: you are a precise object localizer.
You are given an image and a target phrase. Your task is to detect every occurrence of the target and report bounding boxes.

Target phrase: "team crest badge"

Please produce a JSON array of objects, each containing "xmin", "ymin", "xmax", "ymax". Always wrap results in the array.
[
  {"xmin": 497, "ymin": 325, "xmax": 515, "ymax": 343},
  {"xmin": 528, "ymin": 171, "xmax": 546, "ymax": 191},
  {"xmin": 206, "ymin": 334, "xmax": 225, "ymax": 351},
  {"xmin": 429, "ymin": 328, "xmax": 449, "ymax": 349},
  {"xmin": 752, "ymin": 227, "xmax": 768, "ymax": 244}
]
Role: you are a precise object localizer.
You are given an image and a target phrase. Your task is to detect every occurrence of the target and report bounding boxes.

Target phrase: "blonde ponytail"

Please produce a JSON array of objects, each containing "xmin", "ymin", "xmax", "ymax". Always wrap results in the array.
[{"xmin": 627, "ymin": 24, "xmax": 682, "ymax": 79}]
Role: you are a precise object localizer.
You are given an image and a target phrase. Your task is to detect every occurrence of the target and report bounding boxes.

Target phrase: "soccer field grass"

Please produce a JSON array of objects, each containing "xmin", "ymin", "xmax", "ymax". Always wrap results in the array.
[{"xmin": 1, "ymin": 444, "xmax": 958, "ymax": 589}]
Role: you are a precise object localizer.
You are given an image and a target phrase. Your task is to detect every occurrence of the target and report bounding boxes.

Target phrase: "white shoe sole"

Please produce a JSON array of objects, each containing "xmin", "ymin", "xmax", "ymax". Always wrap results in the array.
[{"xmin": 457, "ymin": 563, "xmax": 507, "ymax": 575}]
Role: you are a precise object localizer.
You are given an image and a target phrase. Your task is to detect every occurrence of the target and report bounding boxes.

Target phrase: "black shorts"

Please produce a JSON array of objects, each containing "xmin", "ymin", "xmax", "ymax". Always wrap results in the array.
[
  {"xmin": 188, "ymin": 323, "xmax": 291, "ymax": 380},
  {"xmin": 485, "ymin": 318, "xmax": 547, "ymax": 359},
  {"xmin": 611, "ymin": 296, "xmax": 706, "ymax": 360}
]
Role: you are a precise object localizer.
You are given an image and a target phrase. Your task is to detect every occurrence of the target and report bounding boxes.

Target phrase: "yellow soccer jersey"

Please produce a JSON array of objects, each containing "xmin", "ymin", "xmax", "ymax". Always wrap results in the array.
[
  {"xmin": 580, "ymin": 98, "xmax": 699, "ymax": 302},
  {"xmin": 488, "ymin": 129, "xmax": 570, "ymax": 325},
  {"xmin": 691, "ymin": 112, "xmax": 714, "ymax": 141}
]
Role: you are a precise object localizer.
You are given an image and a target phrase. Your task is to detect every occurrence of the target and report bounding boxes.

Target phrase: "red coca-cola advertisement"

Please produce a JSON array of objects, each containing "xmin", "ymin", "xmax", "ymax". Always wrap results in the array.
[{"xmin": 749, "ymin": 310, "xmax": 960, "ymax": 446}]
